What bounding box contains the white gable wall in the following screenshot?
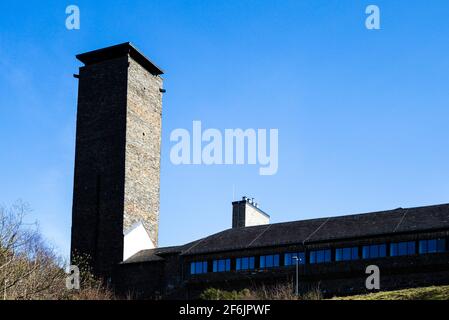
[123,222,155,261]
[244,204,270,227]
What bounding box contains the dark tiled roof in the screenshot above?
[123,241,200,264]
[123,249,165,263]
[124,203,449,262]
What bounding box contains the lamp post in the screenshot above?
[292,256,301,296]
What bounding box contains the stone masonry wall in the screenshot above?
[124,56,163,246]
[71,56,128,278]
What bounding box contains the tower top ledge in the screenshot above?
[76,42,164,76]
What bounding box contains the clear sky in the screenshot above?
[1,0,449,257]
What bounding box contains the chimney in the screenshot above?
[232,196,270,228]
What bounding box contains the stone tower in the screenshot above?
[70,43,164,279]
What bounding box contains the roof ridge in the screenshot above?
[303,217,331,243]
[246,224,272,248]
[181,237,207,255]
[393,208,409,233]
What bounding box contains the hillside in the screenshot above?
[332,285,449,300]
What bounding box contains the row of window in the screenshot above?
[336,247,358,261]
[310,249,331,264]
[190,238,447,275]
[213,259,231,273]
[236,257,255,271]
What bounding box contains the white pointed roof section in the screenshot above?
[123,221,155,261]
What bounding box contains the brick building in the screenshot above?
[71,43,449,299]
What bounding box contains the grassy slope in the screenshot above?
[331,285,449,300]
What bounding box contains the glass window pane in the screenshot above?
[398,243,403,255]
[266,255,273,267]
[236,258,241,270]
[336,249,342,261]
[398,242,406,255]
[191,262,195,274]
[274,254,280,267]
[318,251,323,263]
[249,257,255,269]
[370,245,377,258]
[352,247,358,259]
[310,252,316,264]
[437,239,446,252]
[317,251,323,263]
[284,253,291,266]
[408,242,415,254]
[379,244,386,257]
[260,256,265,268]
[419,240,427,254]
[342,248,349,260]
[362,246,369,259]
[391,243,398,257]
[428,240,437,253]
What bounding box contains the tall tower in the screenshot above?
[70,43,164,279]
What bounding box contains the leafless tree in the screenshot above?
[0,201,67,299]
[0,201,113,300]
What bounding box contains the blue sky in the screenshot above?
[1,1,449,257]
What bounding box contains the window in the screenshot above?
[213,259,231,272]
[284,252,305,266]
[390,241,416,257]
[236,257,255,271]
[362,244,387,259]
[190,261,208,275]
[419,239,446,254]
[335,247,359,261]
[260,254,280,269]
[310,249,331,264]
